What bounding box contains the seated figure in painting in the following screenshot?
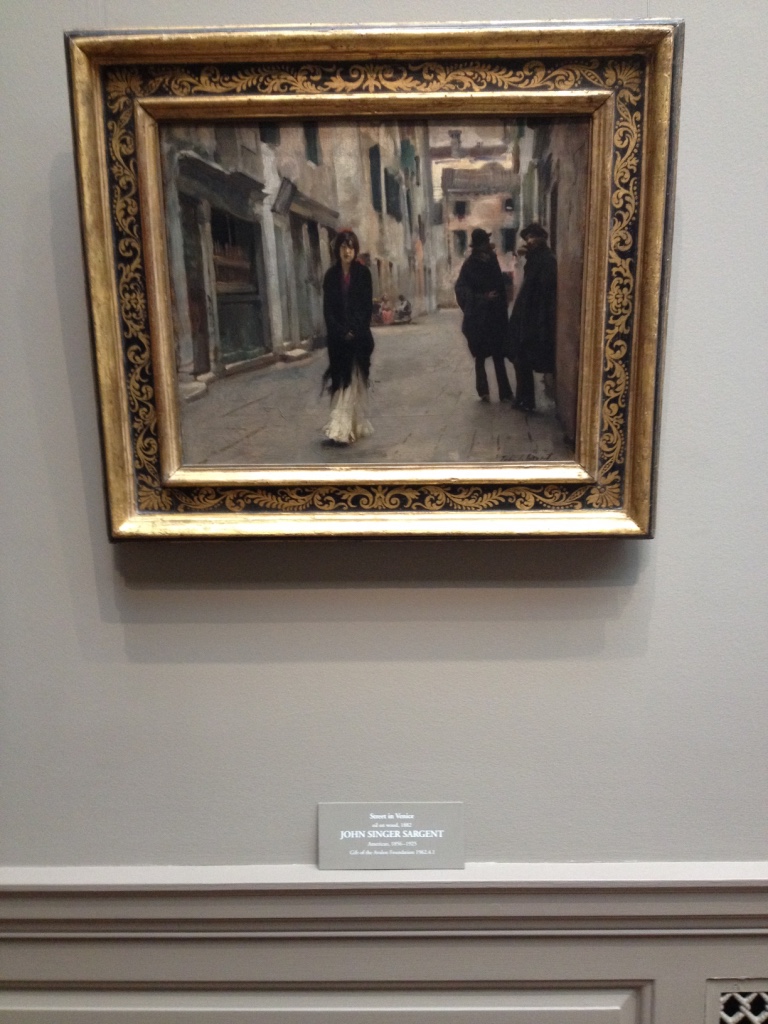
[321,229,375,446]
[379,294,395,325]
[394,294,412,323]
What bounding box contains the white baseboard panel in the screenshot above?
[2,861,768,890]
[0,989,640,1023]
[0,863,766,1024]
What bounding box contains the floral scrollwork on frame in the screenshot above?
[103,52,645,518]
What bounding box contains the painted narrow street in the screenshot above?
[181,307,572,467]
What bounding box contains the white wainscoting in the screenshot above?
[1,863,766,1024]
[0,988,640,1023]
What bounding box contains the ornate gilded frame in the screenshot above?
[67,22,682,539]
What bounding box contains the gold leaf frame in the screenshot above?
[67,23,681,538]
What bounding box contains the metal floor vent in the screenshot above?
[721,993,768,1024]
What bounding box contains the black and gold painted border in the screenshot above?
[102,56,643,516]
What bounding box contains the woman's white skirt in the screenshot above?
[324,366,373,445]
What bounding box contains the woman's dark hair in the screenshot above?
[332,229,360,262]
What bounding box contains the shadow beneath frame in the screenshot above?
[112,536,652,662]
[115,536,643,590]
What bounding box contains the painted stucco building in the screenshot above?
[160,119,437,393]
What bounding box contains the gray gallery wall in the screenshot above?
[1,0,766,869]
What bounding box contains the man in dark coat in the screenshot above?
[507,222,558,412]
[454,228,514,403]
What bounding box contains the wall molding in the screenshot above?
[2,863,766,1024]
[3,860,768,890]
[2,862,768,939]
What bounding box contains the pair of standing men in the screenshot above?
[454,224,557,412]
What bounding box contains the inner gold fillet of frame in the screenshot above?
[135,90,612,487]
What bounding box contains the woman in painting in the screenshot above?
[322,229,375,446]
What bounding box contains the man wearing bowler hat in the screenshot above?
[454,227,514,403]
[507,222,558,412]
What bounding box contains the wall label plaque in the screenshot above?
[318,802,464,869]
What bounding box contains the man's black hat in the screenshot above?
[520,222,548,240]
[470,227,492,249]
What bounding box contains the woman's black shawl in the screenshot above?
[322,260,375,394]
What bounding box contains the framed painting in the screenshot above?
[67,21,682,538]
